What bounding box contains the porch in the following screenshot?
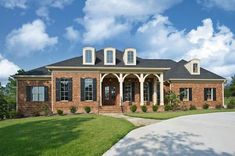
[99,73,164,108]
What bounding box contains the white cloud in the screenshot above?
[64,26,80,43]
[0,54,20,85]
[6,19,58,56]
[36,7,50,21]
[197,0,235,11]
[81,0,182,43]
[0,0,27,9]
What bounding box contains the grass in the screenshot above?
[0,114,134,156]
[126,109,235,120]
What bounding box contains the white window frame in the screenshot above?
[60,78,69,101]
[124,48,136,65]
[144,82,150,101]
[32,86,45,102]
[104,48,116,65]
[84,78,93,101]
[193,63,199,73]
[181,88,189,101]
[124,82,132,101]
[206,88,213,101]
[83,47,95,65]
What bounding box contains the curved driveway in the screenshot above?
[103,112,235,156]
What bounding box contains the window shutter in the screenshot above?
[56,78,61,101]
[189,88,192,101]
[26,86,32,102]
[123,82,126,102]
[149,82,153,101]
[93,78,97,101]
[132,82,135,102]
[68,78,73,101]
[213,88,216,101]
[44,86,49,101]
[80,78,85,101]
[179,88,183,101]
[204,88,207,101]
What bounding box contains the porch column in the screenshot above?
[153,78,157,105]
[140,73,144,106]
[119,73,123,106]
[160,73,164,106]
[99,74,102,106]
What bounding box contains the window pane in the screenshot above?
[107,50,113,63]
[193,63,198,73]
[31,86,45,102]
[60,78,69,100]
[32,87,39,101]
[85,79,93,100]
[144,82,150,101]
[38,87,45,101]
[127,51,134,63]
[124,83,132,101]
[85,50,92,63]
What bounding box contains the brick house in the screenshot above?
[14,47,226,115]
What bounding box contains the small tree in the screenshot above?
[164,91,180,111]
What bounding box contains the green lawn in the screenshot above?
[127,109,235,120]
[0,114,134,156]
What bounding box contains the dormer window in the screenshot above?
[193,63,198,73]
[83,47,95,65]
[127,51,134,64]
[124,48,136,65]
[104,48,116,65]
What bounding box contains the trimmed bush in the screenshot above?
[164,104,172,111]
[70,106,77,114]
[84,106,91,113]
[189,104,197,110]
[141,105,147,112]
[57,109,63,116]
[42,105,51,116]
[152,105,158,112]
[203,103,209,109]
[130,105,137,113]
[215,104,223,109]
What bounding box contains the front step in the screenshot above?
[99,106,123,113]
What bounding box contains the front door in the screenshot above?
[103,82,117,105]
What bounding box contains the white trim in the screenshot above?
[123,48,136,65]
[104,47,116,65]
[83,47,95,65]
[169,78,225,81]
[14,75,51,78]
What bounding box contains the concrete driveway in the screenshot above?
[103,112,235,156]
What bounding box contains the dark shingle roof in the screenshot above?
[19,49,225,80]
[164,60,225,80]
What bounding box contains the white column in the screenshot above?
[153,78,157,105]
[100,74,102,106]
[119,73,123,106]
[140,73,144,106]
[160,73,164,106]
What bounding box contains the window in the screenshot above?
[204,88,216,101]
[127,51,134,64]
[84,79,93,101]
[124,83,132,101]
[60,78,69,101]
[32,86,45,101]
[144,82,150,101]
[180,88,192,101]
[193,63,198,73]
[85,50,92,63]
[106,50,113,64]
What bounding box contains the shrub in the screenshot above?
[189,104,197,110]
[180,103,188,111]
[84,106,91,113]
[57,109,63,116]
[130,105,137,113]
[164,104,172,111]
[42,105,51,116]
[8,110,16,119]
[203,103,209,109]
[215,104,223,109]
[152,105,158,112]
[70,106,77,114]
[141,105,147,112]
[227,99,235,109]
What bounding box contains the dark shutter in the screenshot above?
[123,82,126,102]
[80,78,85,101]
[131,82,135,102]
[68,78,73,101]
[44,86,49,101]
[56,78,61,101]
[93,78,97,101]
[149,82,153,101]
[213,88,216,101]
[26,86,32,102]
[179,88,183,101]
[189,88,192,101]
[204,88,207,101]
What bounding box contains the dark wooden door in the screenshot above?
[103,81,117,105]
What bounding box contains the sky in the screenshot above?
[0,0,235,85]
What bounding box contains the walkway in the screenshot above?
[103,112,235,156]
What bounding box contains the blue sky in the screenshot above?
[0,0,235,85]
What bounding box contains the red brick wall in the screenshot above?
[17,79,51,116]
[52,71,100,113]
[170,81,223,108]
